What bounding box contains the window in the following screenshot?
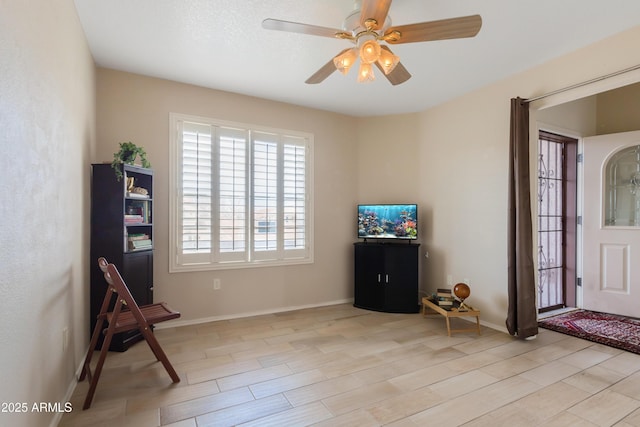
[169,113,313,271]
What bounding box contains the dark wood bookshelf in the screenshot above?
[90,163,154,351]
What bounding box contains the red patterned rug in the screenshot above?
[538,309,640,355]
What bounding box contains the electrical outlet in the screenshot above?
[447,275,453,286]
[62,327,69,352]
[463,278,470,285]
[213,278,221,290]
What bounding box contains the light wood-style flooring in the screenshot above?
[60,303,640,426]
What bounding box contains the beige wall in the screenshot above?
[596,81,640,135]
[537,96,598,137]
[0,1,95,426]
[95,69,359,323]
[355,114,422,203]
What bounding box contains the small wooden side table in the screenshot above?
[421,297,481,336]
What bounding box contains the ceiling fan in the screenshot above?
[262,0,482,85]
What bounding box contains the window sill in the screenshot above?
[169,256,314,273]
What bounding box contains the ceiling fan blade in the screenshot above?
[384,15,482,44]
[375,46,411,85]
[360,0,392,30]
[305,49,352,84]
[262,18,346,39]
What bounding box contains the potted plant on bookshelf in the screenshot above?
[111,141,151,181]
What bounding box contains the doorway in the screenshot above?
[537,131,578,312]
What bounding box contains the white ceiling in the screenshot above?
[74,0,640,117]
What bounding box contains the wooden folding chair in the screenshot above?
[79,257,181,409]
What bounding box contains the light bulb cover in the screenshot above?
[333,48,358,75]
[359,39,381,64]
[377,48,400,75]
[357,62,375,83]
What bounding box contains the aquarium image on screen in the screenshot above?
[357,204,418,239]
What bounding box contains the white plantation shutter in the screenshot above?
[252,132,279,259]
[170,113,313,271]
[283,136,307,256]
[178,121,213,265]
[218,127,248,262]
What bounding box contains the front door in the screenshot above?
[583,130,640,317]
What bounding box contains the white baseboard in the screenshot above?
[50,350,87,427]
[479,319,508,334]
[156,299,508,335]
[155,298,354,329]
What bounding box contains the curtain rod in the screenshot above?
[524,64,640,103]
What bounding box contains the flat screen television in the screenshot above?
[357,204,418,240]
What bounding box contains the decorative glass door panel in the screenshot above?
[605,145,640,227]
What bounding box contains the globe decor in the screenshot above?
[453,283,471,311]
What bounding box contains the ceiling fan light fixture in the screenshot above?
[359,39,381,64]
[377,48,400,75]
[333,48,358,75]
[357,62,375,83]
[263,1,483,87]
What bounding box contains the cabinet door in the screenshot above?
[354,244,385,310]
[111,251,153,350]
[122,250,153,305]
[383,245,418,312]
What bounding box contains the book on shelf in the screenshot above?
[126,201,151,223]
[126,192,150,199]
[128,238,152,250]
[127,233,150,241]
[124,214,144,224]
[127,206,143,216]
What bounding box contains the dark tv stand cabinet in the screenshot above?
[354,242,420,313]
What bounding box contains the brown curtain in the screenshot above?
[506,97,538,339]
